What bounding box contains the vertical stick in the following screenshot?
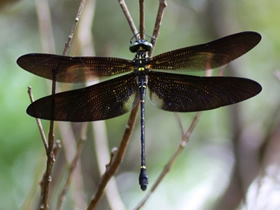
[139,0,145,39]
[119,0,139,37]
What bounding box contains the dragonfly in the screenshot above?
[17,31,262,191]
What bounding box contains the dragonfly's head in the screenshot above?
[129,39,153,53]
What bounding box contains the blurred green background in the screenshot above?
[1,0,280,209]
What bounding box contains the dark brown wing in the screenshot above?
[148,32,261,71]
[27,73,139,121]
[148,71,261,112]
[17,53,134,83]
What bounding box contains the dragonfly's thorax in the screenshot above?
[132,50,150,77]
[130,39,152,76]
[134,52,148,96]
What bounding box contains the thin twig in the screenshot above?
[118,0,139,37]
[174,113,184,137]
[56,123,88,210]
[134,112,202,209]
[40,131,55,210]
[27,86,48,153]
[139,0,145,39]
[150,0,167,50]
[148,0,167,57]
[62,0,87,56]
[40,55,57,209]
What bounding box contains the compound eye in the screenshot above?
[129,43,139,53]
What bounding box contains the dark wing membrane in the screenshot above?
[17,53,134,83]
[148,71,261,112]
[27,73,139,121]
[148,31,261,71]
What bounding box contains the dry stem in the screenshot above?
[139,0,145,38]
[118,0,139,37]
[62,0,87,56]
[150,0,167,50]
[27,86,48,153]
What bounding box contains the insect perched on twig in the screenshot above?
[17,31,262,190]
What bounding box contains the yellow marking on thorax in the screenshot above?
[138,67,145,71]
[139,85,147,88]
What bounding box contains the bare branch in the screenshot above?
[139,0,145,39]
[27,86,48,153]
[118,0,139,37]
[62,0,87,56]
[150,0,167,48]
